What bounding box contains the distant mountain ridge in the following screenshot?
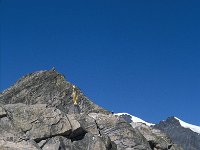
[115,113,154,126]
[154,116,200,150]
[174,117,200,134]
[116,113,200,150]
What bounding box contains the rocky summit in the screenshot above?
[0,70,182,150]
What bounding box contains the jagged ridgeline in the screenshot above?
[0,70,109,114]
[0,70,182,150]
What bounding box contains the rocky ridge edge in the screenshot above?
[0,70,182,150]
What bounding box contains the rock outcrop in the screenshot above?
[0,70,109,115]
[116,113,182,150]
[0,70,183,150]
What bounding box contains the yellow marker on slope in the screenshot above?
[72,85,78,105]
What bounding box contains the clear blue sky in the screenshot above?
[1,0,200,125]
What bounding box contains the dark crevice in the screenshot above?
[35,126,87,144]
[34,129,72,143]
[29,139,43,149]
[94,120,102,136]
[58,137,67,150]
[148,140,157,149]
[108,141,117,150]
[168,144,172,149]
[70,130,87,142]
[0,107,9,118]
[34,136,51,143]
[0,114,7,118]
[39,139,49,149]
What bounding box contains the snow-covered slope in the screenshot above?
[175,117,200,134]
[115,113,200,134]
[115,113,154,126]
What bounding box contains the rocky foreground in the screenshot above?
[0,70,182,150]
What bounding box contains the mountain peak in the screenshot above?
[174,117,200,134]
[0,70,156,149]
[157,116,200,134]
[154,116,200,150]
[0,69,110,115]
[115,112,154,126]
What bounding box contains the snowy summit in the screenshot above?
[175,117,200,134]
[115,113,154,126]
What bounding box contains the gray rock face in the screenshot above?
[117,113,182,150]
[40,133,114,150]
[0,70,109,115]
[0,108,41,150]
[3,104,73,141]
[0,140,41,150]
[0,70,184,149]
[0,102,112,150]
[154,117,200,150]
[0,106,6,118]
[134,124,182,150]
[87,113,151,150]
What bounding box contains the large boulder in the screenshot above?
[0,103,89,150]
[40,133,115,150]
[82,113,150,150]
[3,104,72,141]
[0,106,41,150]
